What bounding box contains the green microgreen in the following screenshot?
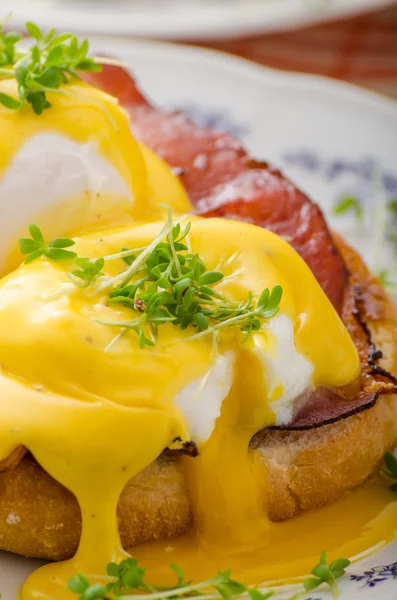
[388,200,397,219]
[19,222,77,263]
[18,211,283,350]
[247,591,273,600]
[303,551,350,598]
[92,210,282,349]
[378,270,397,292]
[66,552,353,600]
[0,16,129,116]
[381,452,397,492]
[0,14,22,69]
[333,195,363,220]
[71,257,105,288]
[0,20,100,114]
[93,213,188,295]
[67,560,255,600]
[332,176,397,292]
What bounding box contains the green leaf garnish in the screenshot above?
[0,14,22,68]
[19,211,282,349]
[303,550,350,598]
[248,590,274,600]
[25,22,43,43]
[66,552,352,600]
[89,210,283,349]
[333,195,363,220]
[67,561,251,600]
[381,451,397,491]
[68,573,91,595]
[19,222,77,263]
[0,16,105,115]
[379,270,397,290]
[0,91,20,109]
[72,257,105,288]
[388,199,397,219]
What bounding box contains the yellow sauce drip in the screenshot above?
[129,477,397,587]
[183,351,272,545]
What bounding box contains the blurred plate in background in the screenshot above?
[4,0,397,39]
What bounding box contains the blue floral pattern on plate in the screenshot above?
[170,103,248,137]
[350,563,397,588]
[282,149,397,198]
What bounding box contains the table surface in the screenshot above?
[204,4,397,100]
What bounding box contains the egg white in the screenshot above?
[174,315,314,445]
[174,352,235,445]
[252,314,314,426]
[0,133,132,271]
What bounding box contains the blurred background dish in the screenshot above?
[4,0,397,39]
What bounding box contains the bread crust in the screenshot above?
[0,237,396,559]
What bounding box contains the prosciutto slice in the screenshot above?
[84,66,347,312]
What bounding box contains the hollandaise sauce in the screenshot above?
[131,476,397,586]
[0,216,389,600]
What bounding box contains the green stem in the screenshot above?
[94,215,187,294]
[383,281,397,292]
[329,577,340,599]
[184,308,262,342]
[119,594,221,600]
[118,576,224,600]
[103,247,147,262]
[199,299,241,310]
[0,67,14,77]
[94,56,129,68]
[94,315,146,330]
[104,328,129,353]
[166,212,182,278]
[200,294,245,309]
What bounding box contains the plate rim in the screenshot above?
[89,36,397,117]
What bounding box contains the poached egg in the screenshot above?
[0,215,360,598]
[0,79,190,273]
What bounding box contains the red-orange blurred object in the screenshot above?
[205,5,397,100]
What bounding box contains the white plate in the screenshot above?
[0,38,397,600]
[3,0,397,39]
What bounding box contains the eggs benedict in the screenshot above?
[0,21,396,600]
[0,212,365,596]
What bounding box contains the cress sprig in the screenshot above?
[18,215,283,350]
[381,452,397,492]
[333,195,363,220]
[0,14,21,68]
[19,222,77,263]
[333,181,397,292]
[0,16,112,115]
[92,209,283,349]
[72,257,106,288]
[303,551,350,597]
[66,552,350,600]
